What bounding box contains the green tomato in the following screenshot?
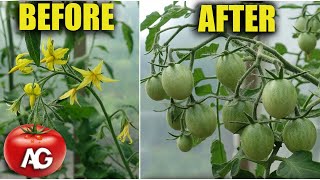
[216,53,246,91]
[145,74,168,101]
[310,18,320,32]
[162,64,194,100]
[177,135,193,152]
[298,33,317,53]
[282,118,317,152]
[262,79,297,119]
[241,123,274,161]
[222,100,253,134]
[166,106,183,130]
[294,16,308,32]
[185,103,217,138]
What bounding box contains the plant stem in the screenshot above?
[6,3,14,91]
[39,72,135,178]
[216,83,222,143]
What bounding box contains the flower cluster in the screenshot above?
[7,37,130,144]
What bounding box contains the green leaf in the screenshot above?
[156,7,188,28]
[102,60,115,79]
[212,150,245,178]
[193,68,205,86]
[145,27,160,51]
[195,84,212,96]
[176,43,219,59]
[219,85,229,96]
[279,4,302,9]
[95,45,109,54]
[211,140,227,165]
[274,43,287,55]
[140,11,161,31]
[277,151,320,178]
[54,121,74,150]
[255,163,266,178]
[309,49,320,61]
[121,22,134,54]
[233,169,256,179]
[25,30,41,66]
[243,87,260,97]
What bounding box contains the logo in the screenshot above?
[21,148,53,170]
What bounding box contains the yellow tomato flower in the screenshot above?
[23,83,41,108]
[41,37,69,71]
[8,53,33,74]
[72,61,118,91]
[8,96,22,114]
[117,122,133,144]
[59,88,79,105]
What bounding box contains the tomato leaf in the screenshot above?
[211,140,227,165]
[25,30,41,66]
[277,151,320,178]
[140,11,161,31]
[232,169,256,179]
[145,27,159,51]
[195,84,212,96]
[102,60,115,79]
[121,22,133,54]
[176,43,219,60]
[279,4,302,9]
[274,43,287,55]
[255,163,266,178]
[95,45,109,54]
[193,68,205,86]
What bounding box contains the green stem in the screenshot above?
[6,3,14,91]
[39,72,135,178]
[216,83,222,143]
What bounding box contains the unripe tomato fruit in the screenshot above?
[298,33,317,53]
[216,53,246,91]
[241,123,274,161]
[294,16,308,32]
[310,18,320,32]
[4,124,66,177]
[185,103,217,138]
[282,118,317,152]
[177,135,193,152]
[166,106,183,130]
[262,79,297,119]
[145,74,168,101]
[222,100,253,134]
[162,63,194,100]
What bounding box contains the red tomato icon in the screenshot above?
[3,124,66,177]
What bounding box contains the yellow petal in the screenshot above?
[40,57,47,63]
[74,95,80,105]
[47,62,54,71]
[8,66,20,74]
[20,66,33,74]
[70,95,75,105]
[93,78,102,91]
[92,61,103,74]
[33,83,41,96]
[53,48,69,59]
[98,74,119,83]
[29,95,36,108]
[54,59,67,65]
[59,89,73,100]
[16,53,28,63]
[76,77,92,90]
[24,83,33,94]
[72,66,91,77]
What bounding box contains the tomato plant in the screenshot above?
[0,1,138,178]
[141,1,320,178]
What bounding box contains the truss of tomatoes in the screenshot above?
[3,124,66,177]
